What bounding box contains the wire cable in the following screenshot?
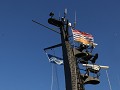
[118,75,120,87]
[32,20,60,34]
[51,64,54,90]
[54,64,60,90]
[106,70,112,90]
[52,49,60,90]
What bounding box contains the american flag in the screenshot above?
[72,29,97,46]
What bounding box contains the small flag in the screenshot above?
[47,54,63,65]
[72,29,97,46]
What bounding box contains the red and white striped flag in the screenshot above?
[72,29,97,46]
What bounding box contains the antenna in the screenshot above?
[74,11,76,29]
[64,8,67,18]
[59,12,61,20]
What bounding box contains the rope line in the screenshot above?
[106,70,112,90]
[118,75,120,87]
[51,64,54,90]
[54,64,60,90]
[50,49,60,90]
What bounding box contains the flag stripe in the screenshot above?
[72,29,97,46]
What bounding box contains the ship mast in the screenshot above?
[32,9,109,90]
[48,10,84,90]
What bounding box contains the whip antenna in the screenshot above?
[74,11,76,29]
[64,8,67,18]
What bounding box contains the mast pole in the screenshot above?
[59,17,84,90]
[48,10,85,90]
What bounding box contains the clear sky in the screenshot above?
[0,0,120,90]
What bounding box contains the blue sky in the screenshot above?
[0,0,120,90]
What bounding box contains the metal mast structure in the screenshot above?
[32,10,109,90]
[48,11,84,90]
